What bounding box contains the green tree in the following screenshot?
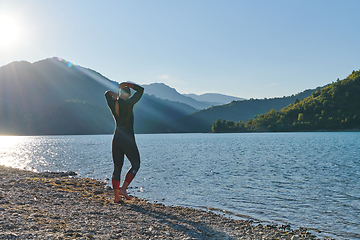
[298,113,304,121]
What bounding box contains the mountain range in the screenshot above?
[0,58,196,135]
[156,87,321,133]
[143,83,244,109]
[0,57,324,135]
[185,93,244,105]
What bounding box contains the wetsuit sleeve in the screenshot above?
[127,84,144,105]
[105,91,116,112]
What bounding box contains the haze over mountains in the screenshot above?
[185,93,244,105]
[143,83,244,109]
[1,57,325,135]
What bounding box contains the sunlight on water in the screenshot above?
[0,135,113,177]
[0,136,39,171]
[0,136,20,167]
[0,136,18,148]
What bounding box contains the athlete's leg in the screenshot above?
[112,134,125,203]
[119,137,141,200]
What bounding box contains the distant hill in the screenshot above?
[0,58,196,135]
[143,83,213,109]
[0,58,119,113]
[242,69,360,132]
[185,93,245,105]
[165,87,323,133]
[134,94,196,133]
[143,83,244,109]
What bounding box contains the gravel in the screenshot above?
[0,165,330,239]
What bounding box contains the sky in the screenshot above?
[1,0,360,99]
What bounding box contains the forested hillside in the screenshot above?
[168,87,322,133]
[212,69,360,132]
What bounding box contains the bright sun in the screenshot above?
[0,14,21,48]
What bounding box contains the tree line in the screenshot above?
[212,69,360,133]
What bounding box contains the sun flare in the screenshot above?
[0,14,21,48]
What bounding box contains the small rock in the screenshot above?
[4,233,18,238]
[279,224,291,230]
[30,225,39,230]
[43,171,78,177]
[29,213,39,218]
[86,232,94,238]
[291,235,299,240]
[60,171,77,177]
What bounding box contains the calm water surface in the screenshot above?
[0,132,359,239]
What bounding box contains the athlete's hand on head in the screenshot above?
[113,93,118,99]
[119,82,127,89]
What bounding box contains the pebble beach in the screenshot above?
[0,165,329,239]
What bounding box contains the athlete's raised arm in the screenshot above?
[119,82,144,105]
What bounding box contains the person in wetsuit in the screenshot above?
[105,82,144,203]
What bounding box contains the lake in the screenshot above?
[0,132,359,239]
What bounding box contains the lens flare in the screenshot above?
[56,57,73,68]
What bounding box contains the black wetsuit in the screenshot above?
[105,84,144,188]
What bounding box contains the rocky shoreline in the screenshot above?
[0,165,329,239]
